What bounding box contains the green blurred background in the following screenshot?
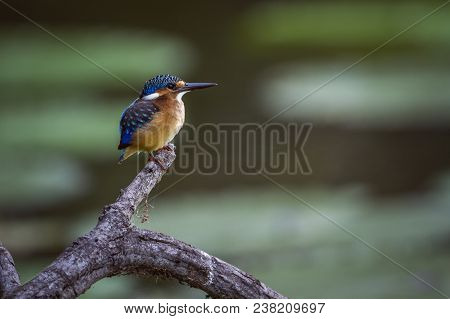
[0,0,449,298]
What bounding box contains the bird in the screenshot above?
[118,74,217,163]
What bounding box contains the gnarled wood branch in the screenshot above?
[0,145,285,299]
[0,243,20,297]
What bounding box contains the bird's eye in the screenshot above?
[167,83,176,89]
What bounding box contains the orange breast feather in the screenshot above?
[134,102,184,152]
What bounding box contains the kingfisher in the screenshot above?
[118,74,217,163]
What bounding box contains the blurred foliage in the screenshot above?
[259,59,450,126]
[0,152,87,206]
[0,28,195,93]
[239,3,450,51]
[0,99,123,157]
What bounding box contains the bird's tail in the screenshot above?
[118,147,137,164]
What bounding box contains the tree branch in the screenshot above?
[1,145,285,299]
[0,243,20,298]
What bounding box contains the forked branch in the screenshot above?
[0,145,285,299]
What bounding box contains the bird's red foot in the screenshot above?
[148,153,168,170]
[162,144,175,152]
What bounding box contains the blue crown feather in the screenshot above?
[140,74,181,97]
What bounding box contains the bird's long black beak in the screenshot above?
[180,82,218,92]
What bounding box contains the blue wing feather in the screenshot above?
[118,98,159,150]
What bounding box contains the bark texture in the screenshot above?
[0,243,20,297]
[0,145,285,299]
